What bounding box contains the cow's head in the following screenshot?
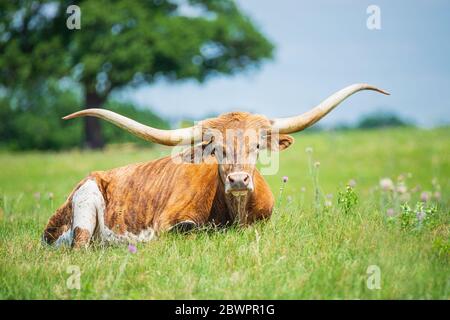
[64,84,389,223]
[179,112,294,195]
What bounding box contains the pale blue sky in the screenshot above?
[123,0,450,127]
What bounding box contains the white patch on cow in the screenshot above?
[72,179,102,235]
[101,226,156,244]
[53,179,156,247]
[53,229,73,247]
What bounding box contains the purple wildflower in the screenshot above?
[420,191,431,202]
[128,244,137,254]
[380,178,394,191]
[386,208,395,217]
[416,211,426,222]
[396,183,408,194]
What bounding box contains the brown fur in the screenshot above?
[73,227,92,248]
[42,178,88,244]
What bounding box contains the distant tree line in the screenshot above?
[335,112,413,131]
[0,82,168,151]
[356,112,412,129]
[307,111,414,133]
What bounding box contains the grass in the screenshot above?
[0,127,449,299]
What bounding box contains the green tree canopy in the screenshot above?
[357,112,412,129]
[0,82,170,150]
[0,0,274,148]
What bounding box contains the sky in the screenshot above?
[123,0,450,127]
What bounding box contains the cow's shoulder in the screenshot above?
[246,170,274,222]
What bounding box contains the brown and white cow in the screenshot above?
[42,84,388,248]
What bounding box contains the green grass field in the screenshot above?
[0,127,449,299]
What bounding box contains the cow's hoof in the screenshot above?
[169,220,197,233]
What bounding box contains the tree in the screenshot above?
[357,112,412,129]
[0,81,170,150]
[0,0,274,148]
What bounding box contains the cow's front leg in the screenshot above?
[71,179,104,248]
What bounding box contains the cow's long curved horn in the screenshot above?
[63,109,201,146]
[271,83,390,134]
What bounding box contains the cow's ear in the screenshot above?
[268,134,294,152]
[278,134,294,151]
[178,140,215,164]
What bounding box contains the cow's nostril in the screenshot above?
[228,176,235,183]
[243,175,249,183]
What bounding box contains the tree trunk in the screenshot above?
[84,91,105,149]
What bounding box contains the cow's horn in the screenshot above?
[271,83,390,134]
[63,109,201,146]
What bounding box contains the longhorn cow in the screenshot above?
[42,84,389,248]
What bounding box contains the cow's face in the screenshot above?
[184,112,293,198]
[213,126,293,198]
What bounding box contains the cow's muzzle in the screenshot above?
[225,172,254,196]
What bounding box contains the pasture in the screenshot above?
[0,127,448,299]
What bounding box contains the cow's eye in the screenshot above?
[256,143,260,149]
